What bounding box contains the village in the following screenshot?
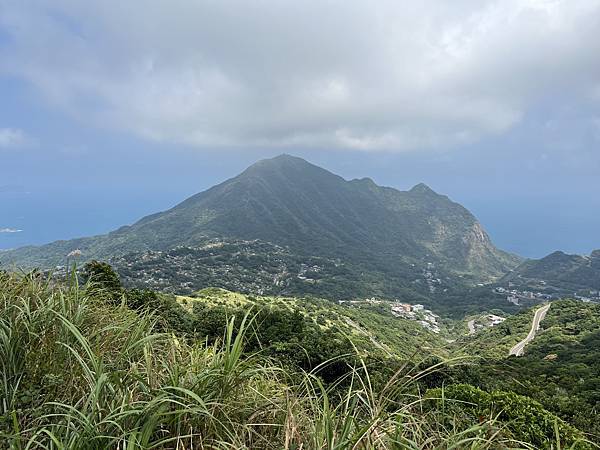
[493,285,553,305]
[339,297,442,333]
[389,301,441,333]
[493,283,600,305]
[467,313,506,335]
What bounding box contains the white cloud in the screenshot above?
[0,228,23,233]
[1,0,600,151]
[0,128,29,149]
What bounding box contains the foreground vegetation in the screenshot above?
[0,267,595,449]
[455,300,600,439]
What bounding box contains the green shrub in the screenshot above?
[425,384,591,449]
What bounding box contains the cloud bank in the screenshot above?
[0,228,23,233]
[1,0,600,151]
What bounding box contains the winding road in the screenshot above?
[509,303,551,357]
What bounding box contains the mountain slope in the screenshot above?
[501,249,600,294]
[1,155,520,299]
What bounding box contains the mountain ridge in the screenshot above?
[1,155,521,300]
[501,248,600,293]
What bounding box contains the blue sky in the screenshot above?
[1,0,600,258]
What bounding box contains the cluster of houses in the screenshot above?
[493,286,553,305]
[574,291,600,303]
[494,284,600,305]
[422,262,443,294]
[338,298,442,333]
[390,302,441,333]
[296,263,322,282]
[110,244,299,295]
[469,314,506,334]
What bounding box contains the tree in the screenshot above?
[125,288,161,311]
[82,260,122,299]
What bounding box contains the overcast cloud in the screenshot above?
[1,0,599,151]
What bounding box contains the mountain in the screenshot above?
[501,249,600,296]
[1,155,521,301]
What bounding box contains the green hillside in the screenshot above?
[1,268,592,449]
[175,287,450,360]
[1,155,521,309]
[501,250,600,295]
[456,307,538,358]
[450,299,600,440]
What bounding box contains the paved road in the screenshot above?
[509,303,551,357]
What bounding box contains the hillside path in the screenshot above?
[509,303,551,357]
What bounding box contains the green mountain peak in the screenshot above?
[409,182,437,195]
[1,156,521,300]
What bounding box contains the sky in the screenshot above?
[1,0,599,258]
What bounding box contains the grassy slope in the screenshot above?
[177,288,450,359]
[1,272,590,449]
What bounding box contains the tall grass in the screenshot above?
[0,270,588,449]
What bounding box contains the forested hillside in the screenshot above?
[453,300,600,439]
[501,250,600,295]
